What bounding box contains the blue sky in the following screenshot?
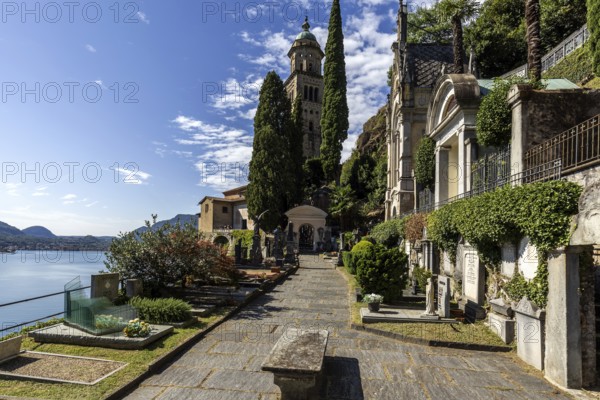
[0,0,431,236]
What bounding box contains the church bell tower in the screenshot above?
[284,17,324,159]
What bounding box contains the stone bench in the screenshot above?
[262,328,329,400]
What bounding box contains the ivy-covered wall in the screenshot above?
[427,180,582,307]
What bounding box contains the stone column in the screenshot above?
[544,246,583,389]
[434,147,450,206]
[507,84,533,179]
[464,136,478,193]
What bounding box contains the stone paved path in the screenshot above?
[124,255,571,400]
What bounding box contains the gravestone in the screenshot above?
[518,237,539,280]
[0,336,22,363]
[514,296,546,370]
[501,242,517,277]
[125,279,143,298]
[90,273,119,301]
[488,298,515,344]
[273,229,283,260]
[437,275,450,318]
[443,251,453,276]
[461,246,485,320]
[323,228,332,252]
[463,249,484,304]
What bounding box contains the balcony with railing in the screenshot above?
[525,114,600,176]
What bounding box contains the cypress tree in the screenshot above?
[320,0,349,183]
[290,95,305,205]
[589,0,600,75]
[247,71,294,231]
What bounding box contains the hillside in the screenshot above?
[355,106,387,158]
[0,221,24,236]
[22,226,56,238]
[134,214,198,234]
[544,43,600,88]
[340,106,388,222]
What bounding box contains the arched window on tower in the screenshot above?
[308,63,313,72]
[314,88,319,102]
[304,85,308,100]
[309,121,314,132]
[309,87,313,102]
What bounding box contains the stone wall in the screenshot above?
[515,87,600,152]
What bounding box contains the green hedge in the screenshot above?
[342,251,355,274]
[589,0,600,76]
[129,297,192,324]
[370,219,406,248]
[414,137,436,189]
[355,244,408,302]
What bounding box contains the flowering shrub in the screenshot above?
[362,293,383,303]
[123,318,151,338]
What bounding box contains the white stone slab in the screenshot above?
[437,276,450,318]
[488,313,515,344]
[443,251,453,276]
[517,237,539,280]
[0,336,22,363]
[514,297,545,370]
[463,248,484,305]
[501,242,517,277]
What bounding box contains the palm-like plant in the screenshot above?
[438,0,479,74]
[329,184,357,232]
[525,0,542,82]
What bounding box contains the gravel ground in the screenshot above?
[0,352,126,384]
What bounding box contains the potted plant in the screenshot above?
[363,293,383,312]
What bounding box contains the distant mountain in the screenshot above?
[0,220,113,250]
[0,221,24,236]
[22,226,56,238]
[134,214,198,234]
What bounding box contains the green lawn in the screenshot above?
[338,266,510,348]
[0,308,231,400]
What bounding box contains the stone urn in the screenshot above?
[367,302,380,312]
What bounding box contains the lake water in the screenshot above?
[0,250,107,333]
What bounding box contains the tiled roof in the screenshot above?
[406,44,459,87]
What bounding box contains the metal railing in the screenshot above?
[0,285,90,334]
[503,24,589,78]
[525,114,600,175]
[396,157,563,219]
[471,146,511,193]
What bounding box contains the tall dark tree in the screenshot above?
[438,0,479,74]
[320,0,349,183]
[541,0,587,52]
[407,2,452,44]
[247,71,294,231]
[589,0,600,76]
[466,0,526,77]
[526,0,542,82]
[289,95,305,205]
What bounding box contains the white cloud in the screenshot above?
[61,194,77,200]
[114,167,152,185]
[172,115,253,191]
[137,11,150,24]
[85,44,96,53]
[32,186,49,197]
[3,183,21,197]
[85,201,99,208]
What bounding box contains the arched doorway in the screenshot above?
[213,236,229,249]
[299,224,314,251]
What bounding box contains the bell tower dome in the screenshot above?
[284,17,325,159]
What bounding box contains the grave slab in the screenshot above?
[29,323,173,350]
[360,307,457,324]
